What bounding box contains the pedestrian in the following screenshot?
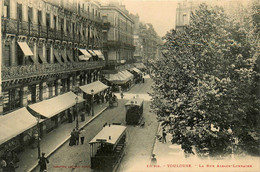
[79,129,85,144]
[120,91,124,99]
[68,111,73,123]
[162,128,167,143]
[75,128,80,145]
[150,154,157,165]
[142,77,145,83]
[86,104,90,116]
[80,112,85,122]
[69,129,76,146]
[105,94,109,103]
[38,153,49,172]
[0,159,7,172]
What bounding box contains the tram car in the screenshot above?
[89,124,127,172]
[125,98,144,125]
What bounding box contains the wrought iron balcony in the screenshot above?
[2,61,105,81]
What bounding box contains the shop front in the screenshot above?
[28,91,85,134]
[0,107,38,157]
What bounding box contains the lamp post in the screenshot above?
[75,96,79,129]
[36,115,41,159]
[91,89,94,116]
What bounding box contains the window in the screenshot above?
[46,13,50,27]
[3,0,10,18]
[53,15,57,30]
[183,14,187,24]
[28,7,33,24]
[17,3,22,21]
[38,11,42,26]
[3,88,21,113]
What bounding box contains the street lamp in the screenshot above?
[91,89,94,116]
[75,96,79,129]
[36,115,41,159]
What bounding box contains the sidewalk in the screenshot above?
[151,124,260,172]
[16,102,108,172]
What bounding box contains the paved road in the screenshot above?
[33,77,157,172]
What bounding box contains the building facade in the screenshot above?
[175,0,250,31]
[0,0,104,153]
[100,3,135,69]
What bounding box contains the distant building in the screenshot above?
[175,0,250,31]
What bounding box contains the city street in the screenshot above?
[32,77,157,172]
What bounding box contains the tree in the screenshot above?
[150,2,260,157]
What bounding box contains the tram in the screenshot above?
[89,124,127,172]
[125,98,144,125]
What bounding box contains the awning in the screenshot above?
[121,70,134,80]
[89,50,97,56]
[0,107,37,145]
[134,63,146,69]
[93,50,105,60]
[105,70,133,85]
[54,49,64,64]
[132,67,142,74]
[29,92,84,118]
[61,50,68,63]
[38,49,47,63]
[17,42,34,56]
[78,49,92,61]
[79,81,109,95]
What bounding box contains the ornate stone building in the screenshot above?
[100,3,135,69]
[0,0,104,153]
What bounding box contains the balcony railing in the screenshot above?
[2,61,105,81]
[2,18,85,42]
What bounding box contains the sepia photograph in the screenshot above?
[0,0,259,171]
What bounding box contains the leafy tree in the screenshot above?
[150,2,260,157]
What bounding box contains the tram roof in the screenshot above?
[125,98,144,107]
[89,125,127,145]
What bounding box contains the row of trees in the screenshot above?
[150,1,259,156]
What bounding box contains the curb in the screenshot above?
[28,106,108,172]
[151,121,160,157]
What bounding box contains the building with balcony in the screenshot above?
[100,2,135,69]
[0,0,106,155]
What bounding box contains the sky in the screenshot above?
[122,0,179,37]
[101,0,180,37]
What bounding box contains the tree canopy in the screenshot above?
[150,2,260,157]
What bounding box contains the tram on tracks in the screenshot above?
[125,98,144,125]
[89,124,127,172]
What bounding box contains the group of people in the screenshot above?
[69,128,85,146]
[0,149,19,172]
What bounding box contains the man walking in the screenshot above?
[79,129,85,144]
[38,153,49,172]
[75,128,80,145]
[162,128,167,143]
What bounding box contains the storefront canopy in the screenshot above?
[89,50,97,56]
[17,42,34,56]
[29,92,84,118]
[0,107,37,145]
[93,50,105,60]
[79,81,109,95]
[134,63,146,69]
[105,70,133,85]
[132,67,142,74]
[78,49,92,61]
[120,70,134,80]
